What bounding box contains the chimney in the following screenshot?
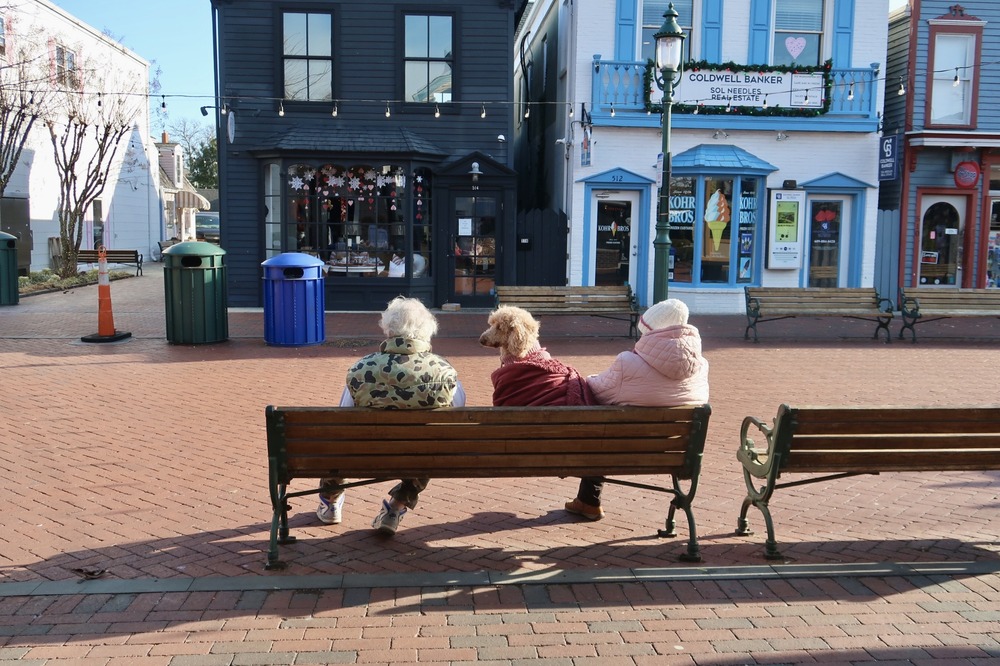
[162,131,169,143]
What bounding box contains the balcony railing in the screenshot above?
[590,58,880,131]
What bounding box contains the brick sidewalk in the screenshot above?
[2,266,1000,663]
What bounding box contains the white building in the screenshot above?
[514,0,888,312]
[0,0,162,273]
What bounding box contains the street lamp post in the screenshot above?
[652,4,685,303]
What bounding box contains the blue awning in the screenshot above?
[672,144,777,175]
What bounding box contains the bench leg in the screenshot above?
[658,479,702,563]
[744,316,759,342]
[874,316,892,344]
[898,316,918,343]
[658,498,702,562]
[736,495,783,560]
[265,484,294,570]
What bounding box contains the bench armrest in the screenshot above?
[737,415,775,478]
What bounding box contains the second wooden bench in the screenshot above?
[264,404,712,569]
[898,287,1000,342]
[744,286,894,342]
[495,285,639,338]
[736,403,1000,559]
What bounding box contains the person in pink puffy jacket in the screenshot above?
[563,298,710,521]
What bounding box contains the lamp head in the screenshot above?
[654,3,685,73]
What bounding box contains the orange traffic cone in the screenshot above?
[81,246,132,343]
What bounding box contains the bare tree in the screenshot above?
[0,7,52,199]
[47,79,143,277]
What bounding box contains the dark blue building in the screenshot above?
[211,0,526,309]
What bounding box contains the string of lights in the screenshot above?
[3,59,997,119]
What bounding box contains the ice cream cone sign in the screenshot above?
[704,189,731,253]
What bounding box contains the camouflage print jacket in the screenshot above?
[346,337,458,409]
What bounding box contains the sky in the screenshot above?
[48,0,217,132]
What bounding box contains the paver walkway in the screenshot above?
[2,264,999,663]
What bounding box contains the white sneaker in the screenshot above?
[316,494,345,524]
[372,499,407,535]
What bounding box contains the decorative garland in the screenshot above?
[643,59,833,117]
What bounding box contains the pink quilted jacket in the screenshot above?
[587,324,709,406]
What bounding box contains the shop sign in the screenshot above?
[954,161,980,189]
[674,69,823,109]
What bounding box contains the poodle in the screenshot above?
[478,305,541,360]
[479,305,594,408]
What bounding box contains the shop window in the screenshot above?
[669,174,762,286]
[281,162,429,280]
[919,202,961,286]
[772,0,823,67]
[282,12,333,102]
[404,14,453,103]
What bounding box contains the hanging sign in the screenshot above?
[878,134,899,181]
[954,161,980,189]
[767,189,806,269]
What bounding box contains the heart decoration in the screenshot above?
[785,37,806,60]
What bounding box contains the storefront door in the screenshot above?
[918,194,967,286]
[806,196,850,287]
[449,192,498,307]
[593,192,638,286]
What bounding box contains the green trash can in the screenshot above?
[163,241,228,344]
[0,232,18,306]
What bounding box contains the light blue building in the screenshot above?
[515,0,888,312]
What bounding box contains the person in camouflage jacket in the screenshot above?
[317,297,459,535]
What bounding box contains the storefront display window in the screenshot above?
[668,174,762,286]
[668,176,695,283]
[271,162,431,279]
[701,177,733,283]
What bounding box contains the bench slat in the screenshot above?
[284,436,694,456]
[784,450,1000,472]
[287,452,691,477]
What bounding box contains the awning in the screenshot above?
[174,190,211,210]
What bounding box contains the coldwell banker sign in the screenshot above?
[664,69,825,109]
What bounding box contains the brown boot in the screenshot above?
[564,497,604,521]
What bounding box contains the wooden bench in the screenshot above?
[736,404,1000,560]
[898,287,1000,343]
[495,285,639,339]
[77,249,143,276]
[264,404,712,569]
[744,286,894,342]
[156,239,179,261]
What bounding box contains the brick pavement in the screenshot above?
[2,264,1000,663]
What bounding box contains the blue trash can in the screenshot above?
[262,253,326,346]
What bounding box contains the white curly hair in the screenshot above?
[379,296,439,341]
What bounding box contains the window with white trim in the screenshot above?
[55,44,78,88]
[929,33,976,127]
[282,12,333,102]
[404,14,453,103]
[641,0,693,63]
[0,16,7,57]
[772,0,823,66]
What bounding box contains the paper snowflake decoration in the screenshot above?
[289,175,305,190]
[331,176,345,188]
[364,169,378,181]
[349,176,361,190]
